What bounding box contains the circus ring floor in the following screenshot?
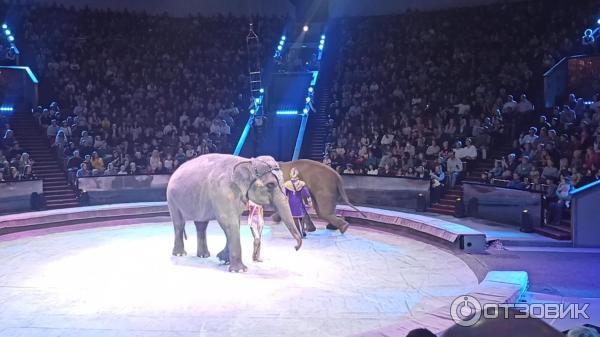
[0,218,480,337]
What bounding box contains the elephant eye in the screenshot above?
[266,182,277,189]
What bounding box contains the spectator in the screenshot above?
[446,151,463,188]
[76,163,91,178]
[430,164,446,203]
[507,172,526,189]
[514,156,534,178]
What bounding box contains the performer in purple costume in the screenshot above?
[284,167,313,237]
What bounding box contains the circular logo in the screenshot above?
[450,295,482,327]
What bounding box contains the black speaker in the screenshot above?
[520,209,533,233]
[467,198,479,217]
[416,193,426,212]
[455,198,466,218]
[30,192,47,210]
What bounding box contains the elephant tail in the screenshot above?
[336,176,368,218]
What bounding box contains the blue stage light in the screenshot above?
[276,110,299,115]
[279,40,284,46]
[255,97,260,104]
[4,29,11,36]
[597,18,600,25]
[0,106,14,112]
[259,88,264,94]
[277,45,282,51]
[8,35,14,42]
[303,108,309,114]
[306,97,311,103]
[318,44,323,50]
[1,24,7,30]
[281,36,286,41]
[250,109,255,115]
[321,35,326,40]
[308,87,314,93]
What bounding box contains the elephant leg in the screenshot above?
[170,205,187,256]
[194,221,210,258]
[172,222,187,256]
[217,241,230,264]
[320,213,349,234]
[219,221,247,273]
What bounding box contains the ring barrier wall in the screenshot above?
[77,175,170,205]
[0,180,43,213]
[77,174,430,209]
[341,174,430,209]
[462,181,542,227]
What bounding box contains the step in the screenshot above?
[44,181,70,187]
[543,224,571,234]
[534,227,571,240]
[44,186,74,192]
[44,190,77,197]
[430,203,455,210]
[46,203,80,209]
[427,208,455,216]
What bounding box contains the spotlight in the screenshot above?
[259,88,264,94]
[255,98,260,104]
[4,29,11,36]
[318,44,323,50]
[303,25,309,32]
[281,36,286,41]
[1,24,6,30]
[303,108,309,114]
[279,40,284,46]
[308,87,314,93]
[321,35,326,40]
[250,109,255,115]
[8,35,14,42]
[277,45,282,51]
[597,18,600,25]
[305,97,311,103]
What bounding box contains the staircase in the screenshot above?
[9,111,79,209]
[428,185,463,216]
[304,88,331,160]
[301,23,341,161]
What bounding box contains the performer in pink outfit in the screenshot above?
[247,200,265,262]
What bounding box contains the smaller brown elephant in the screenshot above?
[273,159,365,233]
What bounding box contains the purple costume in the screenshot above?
[284,180,311,218]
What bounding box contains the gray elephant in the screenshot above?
[275,159,364,233]
[167,153,303,272]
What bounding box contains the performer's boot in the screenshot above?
[253,238,263,262]
[304,215,316,232]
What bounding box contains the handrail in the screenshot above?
[570,179,600,196]
[543,54,589,77]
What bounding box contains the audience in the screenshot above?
[321,0,596,185]
[15,4,284,179]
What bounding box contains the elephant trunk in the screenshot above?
[272,192,302,251]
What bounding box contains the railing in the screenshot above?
[570,180,600,247]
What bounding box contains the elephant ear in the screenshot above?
[231,160,254,202]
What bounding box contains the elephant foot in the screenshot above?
[172,246,187,256]
[338,222,349,234]
[326,224,338,230]
[306,224,316,232]
[217,249,230,264]
[197,251,210,258]
[253,257,263,262]
[229,262,248,273]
